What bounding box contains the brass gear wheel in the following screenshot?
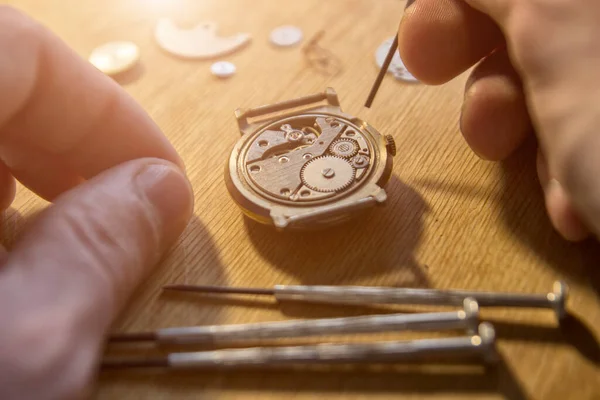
[329,138,359,158]
[300,155,356,193]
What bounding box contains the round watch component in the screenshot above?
[300,156,356,193]
[375,37,419,83]
[155,19,251,59]
[226,88,395,230]
[270,25,303,47]
[211,61,236,78]
[329,138,359,158]
[351,154,370,169]
[89,41,140,76]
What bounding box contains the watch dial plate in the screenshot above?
[238,113,377,206]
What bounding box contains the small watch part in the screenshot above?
[155,19,251,59]
[302,30,343,76]
[225,88,396,230]
[211,61,236,78]
[89,41,140,76]
[300,155,356,193]
[269,25,303,47]
[329,138,359,158]
[385,135,397,156]
[375,37,419,83]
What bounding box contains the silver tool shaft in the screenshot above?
[102,323,496,370]
[167,322,497,369]
[163,281,568,320]
[147,298,479,345]
[271,281,568,320]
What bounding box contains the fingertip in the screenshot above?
[398,3,449,85]
[399,0,503,85]
[545,179,590,242]
[460,50,531,161]
[460,79,528,161]
[134,160,194,250]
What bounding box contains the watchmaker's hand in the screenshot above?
[0,7,193,399]
[399,0,600,242]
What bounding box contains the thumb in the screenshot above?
[462,0,510,22]
[0,158,193,399]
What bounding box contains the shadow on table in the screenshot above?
[578,239,600,299]
[412,137,596,286]
[487,313,600,366]
[0,207,46,249]
[498,138,595,284]
[245,176,430,288]
[100,354,530,400]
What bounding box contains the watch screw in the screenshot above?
[322,168,335,178]
[352,155,368,168]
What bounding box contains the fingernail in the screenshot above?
[405,0,416,10]
[135,164,194,243]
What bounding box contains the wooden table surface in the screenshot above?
[3,0,600,399]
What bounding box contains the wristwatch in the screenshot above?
[225,88,396,230]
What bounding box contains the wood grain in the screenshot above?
[2,0,600,399]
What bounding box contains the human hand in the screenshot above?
[0,7,194,399]
[399,0,600,241]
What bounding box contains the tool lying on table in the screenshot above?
[103,322,496,370]
[109,298,480,345]
[163,280,569,322]
[103,281,568,370]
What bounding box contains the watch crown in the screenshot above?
[385,134,397,156]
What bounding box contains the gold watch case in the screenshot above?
[225,88,396,230]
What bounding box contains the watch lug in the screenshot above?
[324,87,341,109]
[235,108,250,134]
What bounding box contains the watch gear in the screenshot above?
[300,155,356,193]
[329,138,359,158]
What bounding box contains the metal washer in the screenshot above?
[88,41,140,76]
[375,37,419,83]
[270,25,304,47]
[211,61,236,78]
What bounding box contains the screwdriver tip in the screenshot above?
[162,284,275,296]
[101,357,169,370]
[107,332,156,343]
[363,34,398,109]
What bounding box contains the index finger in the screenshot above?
[0,6,185,200]
[398,0,504,84]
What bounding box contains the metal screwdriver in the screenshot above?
[163,280,569,321]
[103,322,497,370]
[109,298,480,345]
